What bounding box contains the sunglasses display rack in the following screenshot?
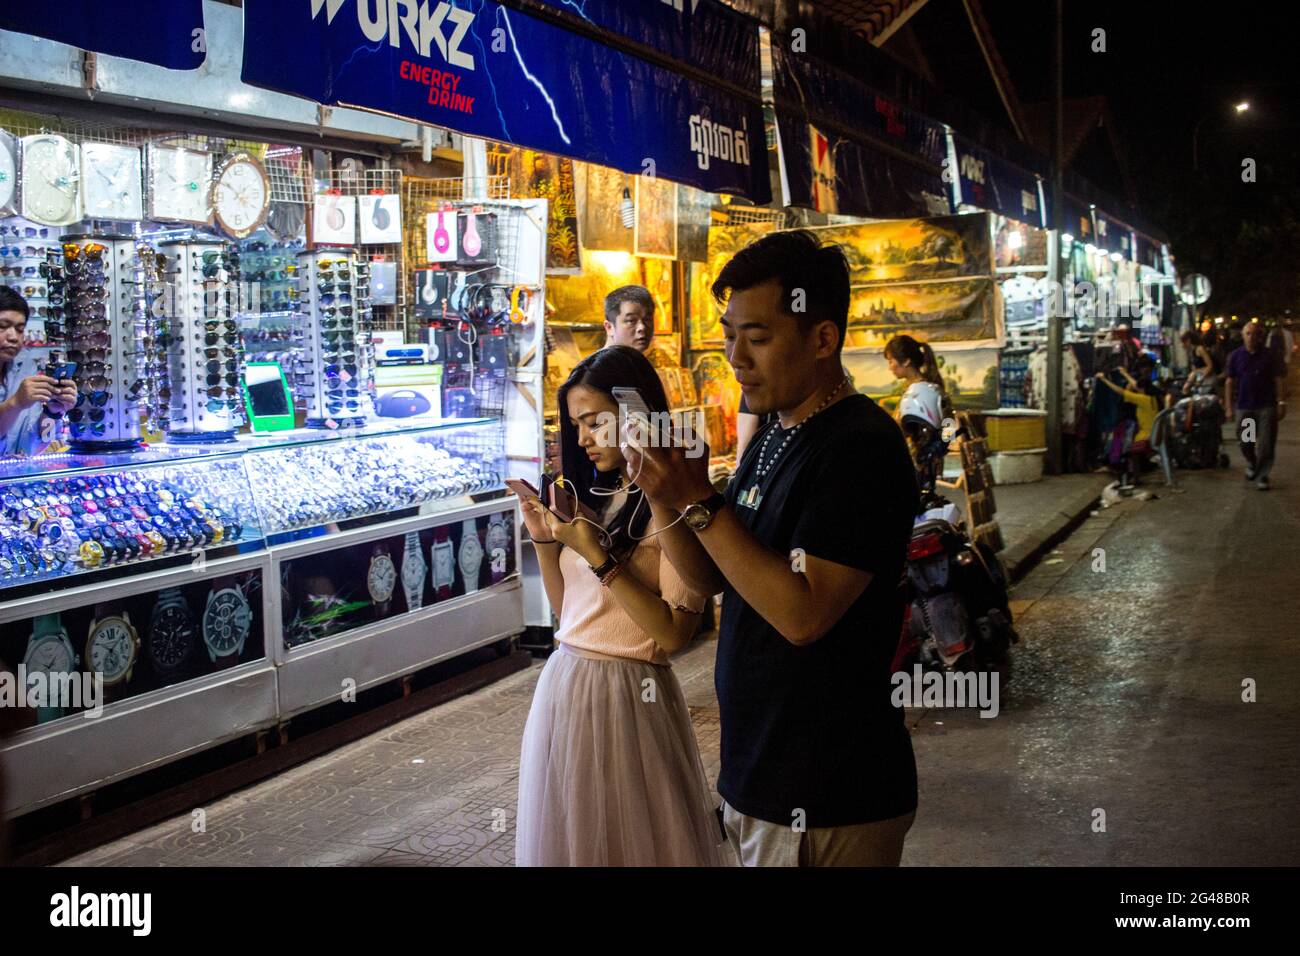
[60,235,147,453]
[2,217,63,343]
[158,240,242,443]
[294,248,375,428]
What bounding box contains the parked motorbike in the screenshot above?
[1167,377,1230,470]
[891,385,1018,679]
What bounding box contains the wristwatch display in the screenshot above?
[86,603,141,698]
[485,514,510,585]
[147,587,199,682]
[431,526,456,600]
[401,531,427,611]
[203,578,253,666]
[682,492,727,532]
[23,612,77,723]
[458,517,484,595]
[367,543,397,617]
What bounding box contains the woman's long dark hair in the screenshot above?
[885,334,946,394]
[556,346,670,561]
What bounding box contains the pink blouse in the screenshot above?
[554,531,707,664]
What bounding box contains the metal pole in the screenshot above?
[1045,0,1064,474]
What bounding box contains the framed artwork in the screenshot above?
[641,257,676,335]
[845,278,1000,350]
[810,213,993,286]
[582,162,633,253]
[490,144,580,272]
[634,175,677,259]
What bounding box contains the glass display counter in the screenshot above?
[0,416,504,593]
[0,416,523,818]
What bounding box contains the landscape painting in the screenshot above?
[814,213,992,286]
[845,278,1000,348]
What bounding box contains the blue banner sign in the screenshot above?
[530,0,760,92]
[951,134,1044,228]
[240,0,770,202]
[0,1,206,69]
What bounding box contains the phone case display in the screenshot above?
[159,239,243,441]
[281,509,515,647]
[59,235,155,451]
[291,249,375,427]
[0,570,267,722]
[242,420,504,534]
[0,454,259,590]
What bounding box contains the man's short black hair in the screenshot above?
[712,229,850,350]
[604,285,655,325]
[0,287,29,321]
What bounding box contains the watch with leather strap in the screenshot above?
[86,602,141,703]
[682,492,727,532]
[430,526,456,600]
[202,576,253,669]
[147,587,198,683]
[368,542,397,618]
[23,612,77,723]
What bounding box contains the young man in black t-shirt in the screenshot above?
[628,230,919,866]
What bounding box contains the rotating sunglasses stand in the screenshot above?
[61,235,145,454]
[295,248,375,429]
[158,240,241,443]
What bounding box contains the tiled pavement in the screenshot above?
[61,472,1096,867]
[62,636,724,867]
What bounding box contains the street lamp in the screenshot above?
[1193,101,1251,171]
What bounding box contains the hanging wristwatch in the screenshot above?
[202,576,253,667]
[86,603,141,701]
[23,612,77,723]
[682,492,727,532]
[401,530,427,611]
[147,587,198,682]
[485,514,511,586]
[431,526,456,601]
[457,517,484,595]
[367,542,397,618]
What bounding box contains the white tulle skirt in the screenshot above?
[516,644,728,866]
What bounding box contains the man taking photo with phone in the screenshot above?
[0,287,77,456]
[627,230,920,866]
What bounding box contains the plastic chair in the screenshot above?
[1150,407,1177,487]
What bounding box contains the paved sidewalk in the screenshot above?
[62,472,1109,867]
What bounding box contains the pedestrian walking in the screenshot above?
[628,230,920,866]
[514,346,724,866]
[1225,321,1288,490]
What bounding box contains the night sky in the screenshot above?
[901,0,1299,312]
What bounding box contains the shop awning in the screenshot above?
[1057,193,1095,243]
[1093,208,1133,257]
[950,132,1045,228]
[772,43,949,218]
[0,0,206,70]
[239,0,770,203]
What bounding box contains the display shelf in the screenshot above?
[0,416,504,591]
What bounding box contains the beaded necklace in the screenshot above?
[737,375,849,512]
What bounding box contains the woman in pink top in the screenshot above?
[515,346,725,866]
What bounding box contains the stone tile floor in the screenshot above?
[63,637,723,867]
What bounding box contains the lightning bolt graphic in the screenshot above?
[499,9,572,145]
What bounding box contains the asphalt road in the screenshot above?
[902,417,1300,866]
